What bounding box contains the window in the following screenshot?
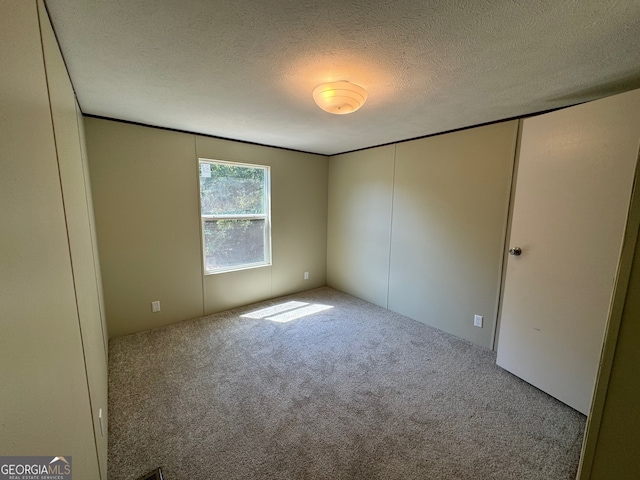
[199,159,271,274]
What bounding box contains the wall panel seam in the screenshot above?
[385,144,397,309]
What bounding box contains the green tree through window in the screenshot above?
[199,160,271,273]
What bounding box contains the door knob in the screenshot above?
[509,247,522,256]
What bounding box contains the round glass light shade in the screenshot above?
[312,81,368,114]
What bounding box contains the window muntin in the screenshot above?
[199,159,271,274]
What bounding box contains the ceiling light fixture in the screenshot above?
[312,81,368,115]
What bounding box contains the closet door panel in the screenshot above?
[497,89,640,414]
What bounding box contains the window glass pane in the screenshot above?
[200,163,265,215]
[203,219,266,270]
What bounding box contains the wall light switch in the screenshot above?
[304,272,309,280]
[151,301,161,313]
[474,314,483,328]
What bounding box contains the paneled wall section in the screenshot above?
[0,2,107,478]
[86,119,328,337]
[327,121,518,349]
[327,145,395,308]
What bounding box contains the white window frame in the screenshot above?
[198,158,272,275]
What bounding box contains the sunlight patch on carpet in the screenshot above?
[241,301,334,323]
[241,301,308,319]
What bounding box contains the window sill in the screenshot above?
[204,262,272,276]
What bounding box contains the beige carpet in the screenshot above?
[108,287,585,479]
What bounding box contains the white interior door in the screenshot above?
[496,89,640,415]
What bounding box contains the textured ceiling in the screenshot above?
[45,0,640,155]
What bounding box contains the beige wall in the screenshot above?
[327,121,518,348]
[269,148,329,297]
[327,145,395,307]
[0,1,106,478]
[84,119,205,337]
[85,120,328,337]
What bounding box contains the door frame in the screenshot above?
[577,147,640,478]
[492,119,523,351]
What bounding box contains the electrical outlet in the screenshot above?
[304,271,309,280]
[474,314,483,328]
[151,301,161,313]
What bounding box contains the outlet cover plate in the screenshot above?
[474,314,483,328]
